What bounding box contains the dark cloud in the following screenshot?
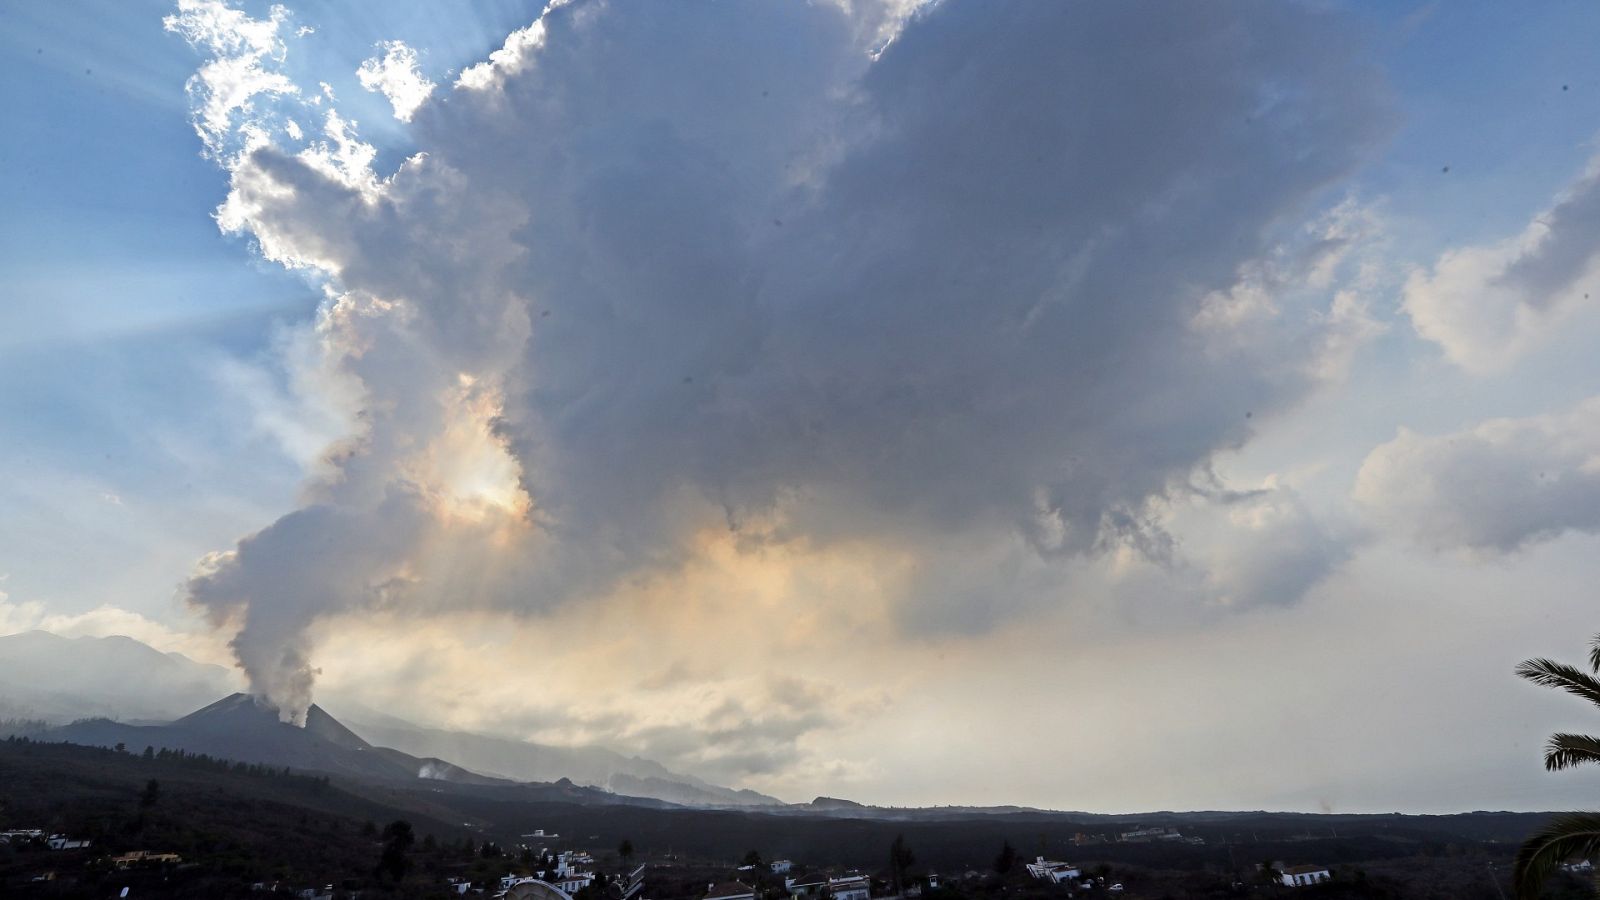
[1498,167,1600,308]
[183,0,1391,713]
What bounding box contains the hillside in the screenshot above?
[337,711,782,807]
[47,693,504,787]
[0,630,779,808]
[0,631,236,722]
[0,737,473,898]
[0,738,1560,899]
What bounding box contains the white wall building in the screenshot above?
[1024,857,1080,884]
[1280,865,1331,887]
[829,874,870,900]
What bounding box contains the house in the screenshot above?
[1280,865,1331,887]
[787,871,828,897]
[1118,827,1184,844]
[46,834,91,850]
[110,850,183,869]
[704,881,757,900]
[1563,859,1595,873]
[1024,857,1081,884]
[557,850,597,875]
[771,859,795,875]
[829,874,871,900]
[552,871,595,895]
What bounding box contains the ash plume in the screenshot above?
[170,0,1390,722]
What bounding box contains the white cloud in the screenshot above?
[1193,198,1390,383]
[163,0,299,156]
[0,595,233,667]
[1404,155,1600,373]
[357,39,435,122]
[1355,396,1600,554]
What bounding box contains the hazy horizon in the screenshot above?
[5,0,1600,818]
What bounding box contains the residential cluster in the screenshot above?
[1023,857,1122,893]
[458,845,646,900]
[698,868,897,900]
[1258,862,1332,888]
[0,828,92,850]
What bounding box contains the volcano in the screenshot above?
[50,692,503,785]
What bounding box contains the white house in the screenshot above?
[829,874,871,900]
[1280,865,1331,887]
[771,859,794,875]
[555,871,595,895]
[1024,857,1081,884]
[557,850,596,876]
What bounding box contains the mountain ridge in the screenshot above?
[0,630,779,807]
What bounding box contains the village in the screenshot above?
[1,817,1364,899]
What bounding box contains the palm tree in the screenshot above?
[1511,635,1600,898]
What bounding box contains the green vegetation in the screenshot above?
[1513,634,1600,899]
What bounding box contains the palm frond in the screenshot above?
[1545,734,1600,771]
[1514,812,1600,899]
[1589,633,1600,673]
[1516,658,1600,710]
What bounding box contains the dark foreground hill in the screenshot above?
[0,738,1564,900]
[0,737,471,898]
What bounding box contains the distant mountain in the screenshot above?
[809,796,866,808]
[49,692,506,785]
[333,709,784,807]
[0,630,783,808]
[0,630,237,722]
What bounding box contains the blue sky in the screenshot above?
[4,0,1600,811]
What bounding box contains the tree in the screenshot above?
[139,779,160,808]
[142,746,154,760]
[1512,635,1600,898]
[742,849,763,869]
[378,820,415,881]
[619,838,635,869]
[993,840,1017,875]
[889,834,916,896]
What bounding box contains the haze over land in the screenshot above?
[3,0,1600,816]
